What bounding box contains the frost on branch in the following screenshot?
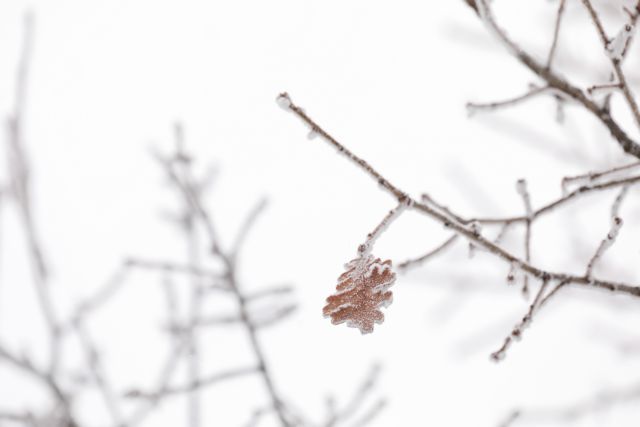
[276,92,292,110]
[323,255,396,334]
[606,24,634,62]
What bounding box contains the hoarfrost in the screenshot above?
[276,93,292,110]
[607,24,634,62]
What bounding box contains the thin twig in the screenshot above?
[466,86,551,115]
[324,365,383,427]
[348,399,387,427]
[491,279,553,361]
[516,179,532,298]
[74,320,126,427]
[125,366,259,401]
[173,123,204,427]
[546,0,567,69]
[0,344,75,426]
[500,381,640,425]
[6,11,61,377]
[244,285,294,301]
[585,217,623,278]
[562,161,640,186]
[126,273,186,426]
[397,235,458,271]
[358,200,410,257]
[232,198,268,260]
[125,258,225,283]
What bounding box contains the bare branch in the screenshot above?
[501,381,640,425]
[157,134,292,426]
[466,86,551,115]
[491,279,553,362]
[324,365,384,427]
[125,257,226,284]
[231,198,268,260]
[348,399,386,427]
[610,184,630,219]
[466,0,640,159]
[124,365,259,401]
[358,199,410,257]
[278,92,640,300]
[585,217,623,278]
[562,161,640,187]
[0,345,75,426]
[396,235,458,271]
[74,319,126,427]
[5,11,61,377]
[546,0,567,69]
[516,179,532,297]
[244,285,294,301]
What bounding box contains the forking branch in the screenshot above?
[277,91,640,359]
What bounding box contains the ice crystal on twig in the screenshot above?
[276,92,292,110]
[606,24,635,62]
[586,216,623,278]
[323,256,395,334]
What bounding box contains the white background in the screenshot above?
[1,0,640,426]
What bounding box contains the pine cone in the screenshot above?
[322,255,395,334]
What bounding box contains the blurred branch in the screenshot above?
[499,381,640,426]
[1,11,384,427]
[580,0,640,129]
[464,0,640,159]
[324,365,383,427]
[126,272,188,426]
[74,319,126,427]
[173,123,205,427]
[466,85,551,115]
[5,11,62,378]
[546,0,566,69]
[124,365,259,401]
[244,285,294,301]
[231,198,268,260]
[125,257,226,285]
[156,135,293,426]
[348,399,386,427]
[516,179,532,298]
[0,344,76,426]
